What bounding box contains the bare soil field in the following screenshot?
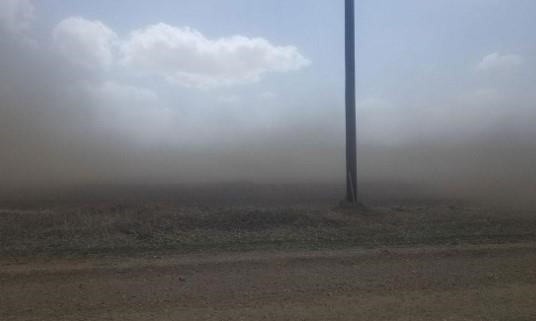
[1,184,536,320]
[2,244,536,321]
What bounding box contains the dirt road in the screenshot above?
[2,243,536,321]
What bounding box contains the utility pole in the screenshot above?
[345,0,358,203]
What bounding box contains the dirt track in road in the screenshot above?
[2,243,536,321]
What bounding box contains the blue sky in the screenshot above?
[31,1,535,125]
[36,0,534,83]
[14,1,536,129]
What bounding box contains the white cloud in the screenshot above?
[477,52,522,71]
[0,0,35,35]
[121,23,311,88]
[53,17,118,68]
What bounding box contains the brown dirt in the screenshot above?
[2,243,536,321]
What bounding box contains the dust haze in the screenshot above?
[1,2,535,208]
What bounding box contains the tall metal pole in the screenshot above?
[345,0,358,203]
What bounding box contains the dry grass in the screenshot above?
[2,200,536,258]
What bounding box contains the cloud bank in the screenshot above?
[53,17,118,68]
[122,23,311,88]
[50,17,310,87]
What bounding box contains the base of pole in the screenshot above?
[336,200,369,212]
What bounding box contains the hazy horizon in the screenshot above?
[1,0,535,206]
